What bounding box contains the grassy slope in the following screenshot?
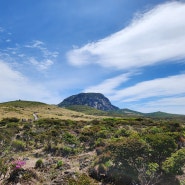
[64,105,185,119]
[64,105,142,117]
[0,100,47,107]
[0,100,105,121]
[0,100,184,121]
[64,105,109,115]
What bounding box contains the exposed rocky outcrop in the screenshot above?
[58,93,119,111]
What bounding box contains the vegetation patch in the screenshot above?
[0,110,185,184]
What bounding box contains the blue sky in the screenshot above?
[0,0,185,114]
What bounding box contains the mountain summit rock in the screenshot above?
[58,93,119,111]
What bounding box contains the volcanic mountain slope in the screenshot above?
[58,92,119,111]
[58,93,185,118]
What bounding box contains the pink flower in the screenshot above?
[13,160,26,169]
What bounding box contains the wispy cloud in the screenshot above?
[0,60,25,83]
[110,74,185,102]
[25,40,59,59]
[90,73,185,114]
[84,72,136,95]
[131,96,185,114]
[67,1,185,70]
[0,60,60,103]
[25,40,44,48]
[145,96,185,107]
[83,71,185,109]
[29,57,54,71]
[0,39,58,71]
[24,40,59,71]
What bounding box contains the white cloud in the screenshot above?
[0,40,58,72]
[105,74,185,114]
[23,40,59,71]
[29,57,54,71]
[84,72,135,95]
[110,74,185,102]
[0,60,25,83]
[25,40,59,59]
[131,96,185,114]
[26,40,44,48]
[146,96,185,107]
[0,60,59,103]
[67,1,185,69]
[83,73,185,114]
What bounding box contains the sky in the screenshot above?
[0,0,185,114]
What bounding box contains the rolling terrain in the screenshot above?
[0,100,107,122]
[0,96,185,185]
[58,93,185,118]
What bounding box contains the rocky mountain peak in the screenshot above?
[58,92,119,111]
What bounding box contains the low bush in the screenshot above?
[12,140,26,151]
[35,159,44,169]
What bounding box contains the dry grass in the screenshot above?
[0,101,106,121]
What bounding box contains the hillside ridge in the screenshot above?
[58,93,184,118]
[0,96,184,118]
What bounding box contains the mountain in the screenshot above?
[58,93,185,118]
[1,97,183,120]
[144,111,184,118]
[58,93,119,111]
[113,108,144,116]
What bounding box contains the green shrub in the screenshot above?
[67,173,97,185]
[12,140,26,151]
[97,130,110,139]
[35,159,44,169]
[22,169,38,181]
[0,159,8,178]
[95,138,106,147]
[7,122,19,129]
[60,146,78,157]
[63,132,78,145]
[1,117,19,125]
[56,160,63,168]
[148,126,164,134]
[115,128,130,137]
[144,133,177,164]
[162,148,185,175]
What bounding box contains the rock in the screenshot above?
[58,93,119,111]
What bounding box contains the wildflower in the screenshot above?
[12,160,26,169]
